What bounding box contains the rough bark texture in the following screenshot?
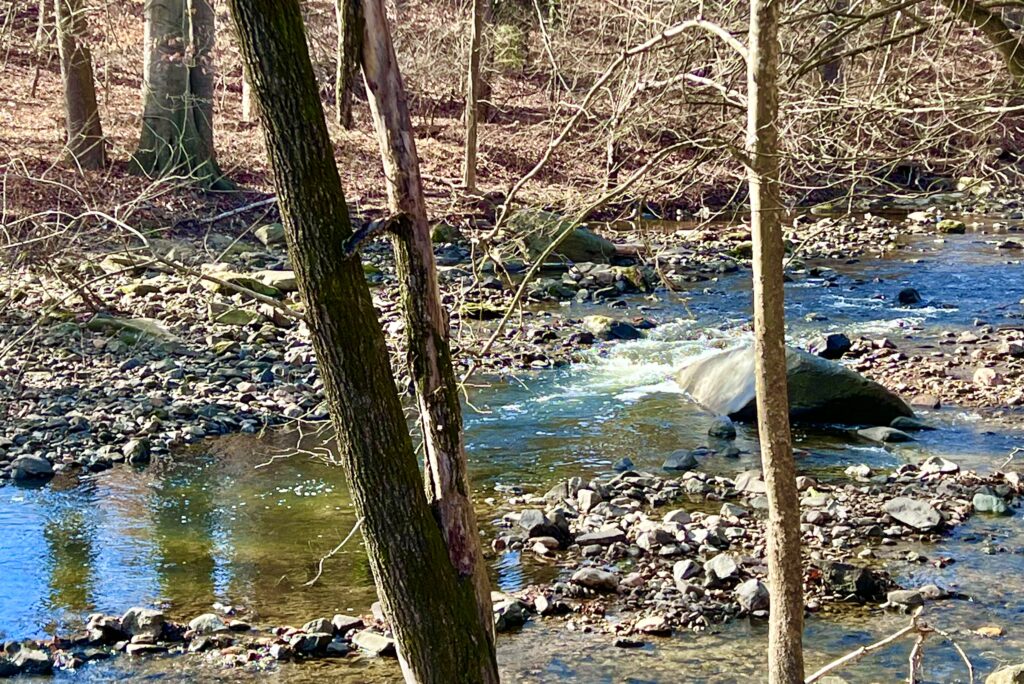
[55,0,105,169]
[357,2,499,677]
[945,0,1024,87]
[132,0,230,188]
[335,0,362,129]
[227,2,496,682]
[747,0,805,682]
[462,0,484,190]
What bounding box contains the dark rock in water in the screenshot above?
[808,333,852,360]
[583,315,642,341]
[518,509,569,543]
[898,287,923,305]
[823,562,886,600]
[11,648,52,675]
[857,426,913,443]
[290,632,333,654]
[676,345,914,426]
[613,457,635,472]
[11,455,54,482]
[662,450,698,472]
[884,497,941,531]
[613,637,645,649]
[707,416,737,440]
[493,598,530,632]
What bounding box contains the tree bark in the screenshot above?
[241,67,256,122]
[747,0,805,682]
[335,0,362,129]
[818,0,848,93]
[462,0,484,190]
[132,0,230,189]
[226,2,497,682]
[55,0,105,169]
[945,0,1024,87]
[357,2,499,678]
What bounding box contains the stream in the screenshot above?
[3,230,1024,682]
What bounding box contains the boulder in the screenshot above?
[120,607,165,639]
[662,450,698,472]
[571,568,619,592]
[884,497,941,531]
[973,491,1009,515]
[255,223,286,246]
[987,664,1024,684]
[823,562,886,600]
[508,209,616,263]
[736,579,770,612]
[897,288,923,306]
[188,613,228,635]
[12,455,54,482]
[857,426,913,443]
[583,315,642,341]
[352,630,396,656]
[708,416,737,440]
[808,333,852,360]
[937,219,966,234]
[677,345,914,426]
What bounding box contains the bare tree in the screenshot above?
[944,0,1024,86]
[132,0,230,188]
[747,0,804,682]
[463,0,485,191]
[55,0,105,169]
[227,1,498,682]
[358,0,499,675]
[335,0,362,129]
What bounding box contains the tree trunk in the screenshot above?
[335,0,362,129]
[818,0,848,93]
[357,2,499,679]
[55,0,105,169]
[945,0,1024,87]
[747,0,804,682]
[132,0,231,189]
[241,67,256,122]
[462,0,484,191]
[226,2,497,683]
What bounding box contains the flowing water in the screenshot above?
[3,230,1024,682]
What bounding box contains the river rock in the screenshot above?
[708,416,737,440]
[634,615,671,635]
[808,333,852,360]
[255,222,286,246]
[577,489,602,513]
[508,209,616,263]
[937,219,966,234]
[494,597,530,632]
[11,455,54,481]
[120,607,165,639]
[704,553,739,585]
[920,456,958,475]
[734,470,767,494]
[331,614,364,634]
[11,648,53,675]
[890,416,934,432]
[352,630,396,656]
[735,579,770,612]
[122,438,151,465]
[576,528,626,546]
[884,497,941,531]
[583,315,642,341]
[823,562,885,600]
[857,426,913,443]
[662,450,698,472]
[676,345,913,425]
[571,568,619,592]
[987,664,1024,684]
[897,287,923,305]
[291,632,333,654]
[973,491,1009,515]
[886,589,925,610]
[188,613,228,635]
[302,617,333,634]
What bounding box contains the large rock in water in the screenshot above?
[507,209,616,263]
[676,345,913,426]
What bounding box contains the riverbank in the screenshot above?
[4,192,1023,485]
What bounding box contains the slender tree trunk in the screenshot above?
[945,0,1024,87]
[132,0,231,189]
[335,0,362,129]
[227,2,497,682]
[818,0,848,93]
[747,0,804,682]
[241,67,256,122]
[357,3,499,679]
[55,0,105,169]
[463,0,484,190]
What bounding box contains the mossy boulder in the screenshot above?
[430,222,463,244]
[937,219,966,234]
[507,209,616,264]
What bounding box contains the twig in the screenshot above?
[304,518,364,587]
[804,608,922,683]
[197,196,278,224]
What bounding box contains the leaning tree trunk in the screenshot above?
[747,0,805,682]
[226,2,497,683]
[335,0,362,129]
[462,0,484,190]
[55,0,105,169]
[945,0,1024,87]
[358,0,499,676]
[132,0,230,188]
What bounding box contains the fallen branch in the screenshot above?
[805,609,922,683]
[197,196,278,224]
[304,518,364,587]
